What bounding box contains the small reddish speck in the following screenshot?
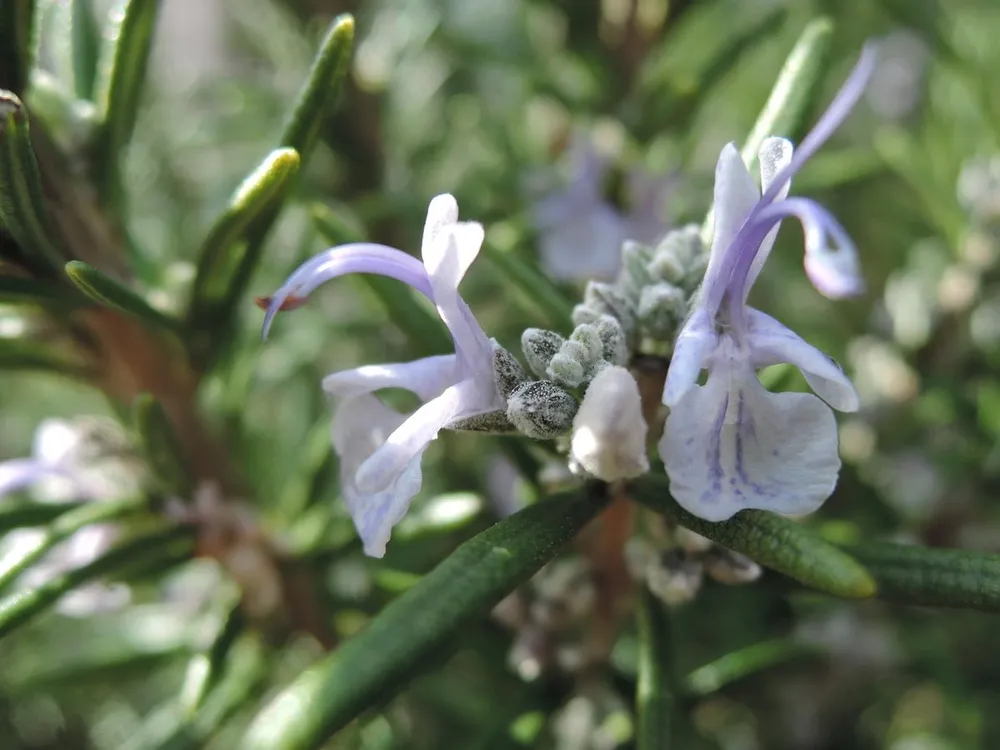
[254,294,308,311]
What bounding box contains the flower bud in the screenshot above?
[506,380,578,439]
[596,315,628,366]
[492,341,528,398]
[547,324,605,388]
[646,548,703,607]
[638,282,687,340]
[702,546,762,585]
[570,366,649,481]
[521,328,566,379]
[573,281,635,334]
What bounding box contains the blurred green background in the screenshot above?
[3,0,1000,748]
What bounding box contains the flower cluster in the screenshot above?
[262,45,876,556]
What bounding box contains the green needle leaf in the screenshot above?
[0,525,192,640]
[0,338,91,378]
[683,639,819,697]
[0,499,86,533]
[0,275,85,310]
[631,479,877,599]
[846,542,1000,612]
[180,602,247,713]
[0,0,36,94]
[93,0,161,209]
[243,486,610,750]
[703,17,834,242]
[0,91,67,273]
[739,18,834,175]
[65,260,184,335]
[71,0,101,101]
[280,14,355,165]
[186,147,300,345]
[192,15,354,367]
[0,495,144,596]
[132,393,193,495]
[311,203,452,355]
[636,587,675,749]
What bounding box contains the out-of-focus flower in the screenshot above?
[262,194,504,557]
[0,419,141,617]
[865,29,928,121]
[659,46,876,522]
[532,135,670,282]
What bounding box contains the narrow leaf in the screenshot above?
[132,394,192,495]
[208,15,355,362]
[703,17,834,241]
[0,525,191,640]
[71,0,101,101]
[0,0,35,94]
[740,18,834,173]
[636,587,675,750]
[279,14,355,164]
[0,91,66,273]
[65,260,184,334]
[631,479,877,599]
[93,0,161,208]
[186,147,300,335]
[0,338,91,378]
[243,486,610,750]
[0,494,144,595]
[180,602,246,713]
[0,275,84,310]
[311,203,452,355]
[0,499,85,533]
[846,542,1000,612]
[683,639,819,697]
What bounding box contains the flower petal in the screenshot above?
[332,394,426,558]
[742,137,794,300]
[745,308,859,412]
[757,197,864,298]
[660,364,841,521]
[422,215,496,384]
[323,355,459,402]
[663,307,719,407]
[261,243,433,339]
[760,44,878,205]
[356,378,490,495]
[0,458,52,499]
[421,194,461,252]
[701,143,759,309]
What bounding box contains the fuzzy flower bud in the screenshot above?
[506,380,578,439]
[570,366,649,481]
[638,282,687,340]
[492,341,528,397]
[521,328,565,379]
[596,315,628,366]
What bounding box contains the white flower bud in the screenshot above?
[570,366,649,481]
[703,546,763,585]
[506,380,578,439]
[521,328,565,379]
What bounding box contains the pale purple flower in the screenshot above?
[532,135,670,281]
[263,194,503,557]
[0,419,135,616]
[659,46,877,521]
